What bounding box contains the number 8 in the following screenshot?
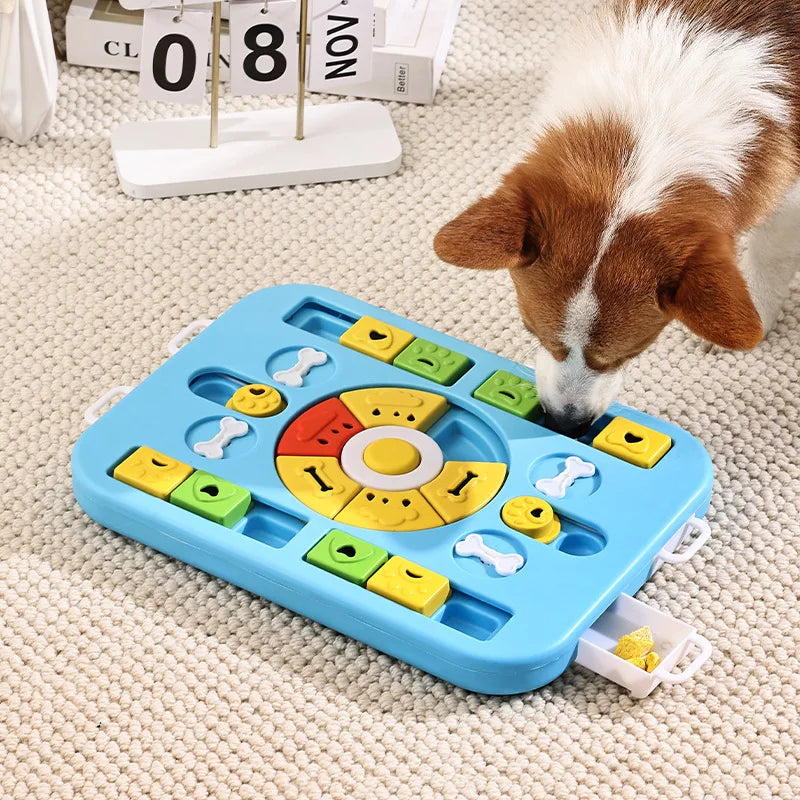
[243,23,288,83]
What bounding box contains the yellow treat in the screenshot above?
[420,461,507,524]
[592,417,671,469]
[339,316,415,363]
[501,496,561,543]
[625,656,647,670]
[366,556,450,616]
[276,456,361,518]
[335,488,444,531]
[339,387,448,431]
[644,652,661,672]
[614,626,655,660]
[113,446,194,500]
[226,384,284,417]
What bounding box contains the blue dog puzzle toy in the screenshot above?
[73,285,714,697]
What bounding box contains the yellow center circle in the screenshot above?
[363,438,421,475]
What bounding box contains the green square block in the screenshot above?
[473,369,541,419]
[169,471,251,528]
[306,530,389,586]
[393,338,472,386]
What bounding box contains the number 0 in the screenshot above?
[152,33,197,92]
[243,23,287,82]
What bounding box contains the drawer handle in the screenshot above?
[654,632,712,685]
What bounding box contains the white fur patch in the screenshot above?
[535,348,623,426]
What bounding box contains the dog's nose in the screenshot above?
[543,411,593,439]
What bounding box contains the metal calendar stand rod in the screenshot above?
[210,0,222,147]
[296,0,309,140]
[207,0,309,146]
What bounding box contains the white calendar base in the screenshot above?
[111,101,402,199]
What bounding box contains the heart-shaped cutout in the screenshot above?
[193,482,237,503]
[624,432,644,444]
[369,330,387,341]
[328,539,374,564]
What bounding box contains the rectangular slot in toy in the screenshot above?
[236,501,307,549]
[436,590,512,641]
[284,300,359,342]
[575,594,711,698]
[189,371,249,406]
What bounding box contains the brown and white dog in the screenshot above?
[435,0,800,437]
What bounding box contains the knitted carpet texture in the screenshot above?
[2,1,799,798]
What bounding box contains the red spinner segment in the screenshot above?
[276,397,364,458]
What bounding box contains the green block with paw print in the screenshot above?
[393,338,472,385]
[473,370,541,419]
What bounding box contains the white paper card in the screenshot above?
[118,0,212,9]
[139,7,212,105]
[308,0,373,91]
[229,0,297,96]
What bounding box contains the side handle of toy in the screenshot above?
[84,386,133,425]
[656,516,712,565]
[167,318,215,356]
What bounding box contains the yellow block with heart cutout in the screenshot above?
[420,461,507,523]
[339,387,448,431]
[339,316,415,363]
[335,488,444,531]
[276,456,361,518]
[366,556,450,616]
[592,417,671,468]
[113,446,194,500]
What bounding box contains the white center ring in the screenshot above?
[340,425,444,491]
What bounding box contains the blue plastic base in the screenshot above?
[72,285,713,694]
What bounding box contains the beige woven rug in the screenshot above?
[2,1,799,797]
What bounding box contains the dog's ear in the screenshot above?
[662,232,763,350]
[434,184,539,270]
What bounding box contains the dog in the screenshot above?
[434,0,800,437]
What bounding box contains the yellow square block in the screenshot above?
[366,556,450,616]
[113,446,194,500]
[339,316,415,363]
[592,417,671,468]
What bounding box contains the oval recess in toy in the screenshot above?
[185,415,257,459]
[529,453,601,499]
[266,345,335,388]
[453,531,526,578]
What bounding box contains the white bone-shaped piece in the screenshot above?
[454,533,524,577]
[272,347,328,388]
[535,455,596,499]
[193,416,249,459]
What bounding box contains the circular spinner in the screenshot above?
[275,386,508,531]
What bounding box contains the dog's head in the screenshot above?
[434,124,763,436]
